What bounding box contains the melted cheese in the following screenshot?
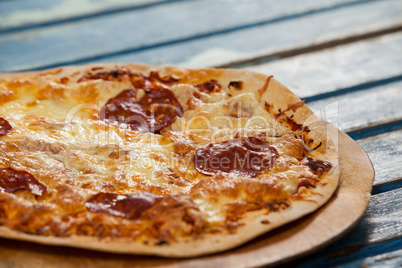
[0,69,317,227]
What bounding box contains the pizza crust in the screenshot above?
[0,64,339,257]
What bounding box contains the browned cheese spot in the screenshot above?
[303,157,332,176]
[228,81,243,90]
[195,79,222,94]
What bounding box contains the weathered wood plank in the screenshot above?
[0,0,369,31]
[0,0,168,30]
[358,130,402,186]
[291,187,402,267]
[89,0,402,69]
[249,32,402,99]
[340,188,402,246]
[1,0,401,72]
[307,80,402,133]
[340,249,402,268]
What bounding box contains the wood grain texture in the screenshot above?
[1,0,401,72]
[0,128,374,267]
[249,32,402,99]
[307,80,402,133]
[358,130,402,186]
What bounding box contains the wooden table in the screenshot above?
[0,0,401,267]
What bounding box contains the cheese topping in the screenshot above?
[0,66,331,243]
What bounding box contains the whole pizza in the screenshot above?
[0,64,339,257]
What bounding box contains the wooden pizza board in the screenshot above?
[0,127,374,268]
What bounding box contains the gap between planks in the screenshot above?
[219,25,402,69]
[372,179,402,195]
[347,118,402,140]
[295,235,402,267]
[248,31,402,100]
[303,73,402,103]
[306,79,402,136]
[337,248,402,268]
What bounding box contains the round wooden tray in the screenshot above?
[0,128,374,268]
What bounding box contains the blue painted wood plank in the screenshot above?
[0,0,170,31]
[286,187,402,267]
[86,0,402,70]
[307,80,402,133]
[358,130,402,186]
[0,0,369,31]
[250,32,402,99]
[1,0,401,72]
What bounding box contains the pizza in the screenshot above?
[0,64,339,257]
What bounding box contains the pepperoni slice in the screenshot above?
[100,88,183,133]
[195,79,222,93]
[0,168,46,196]
[194,137,278,177]
[85,192,163,219]
[0,117,12,136]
